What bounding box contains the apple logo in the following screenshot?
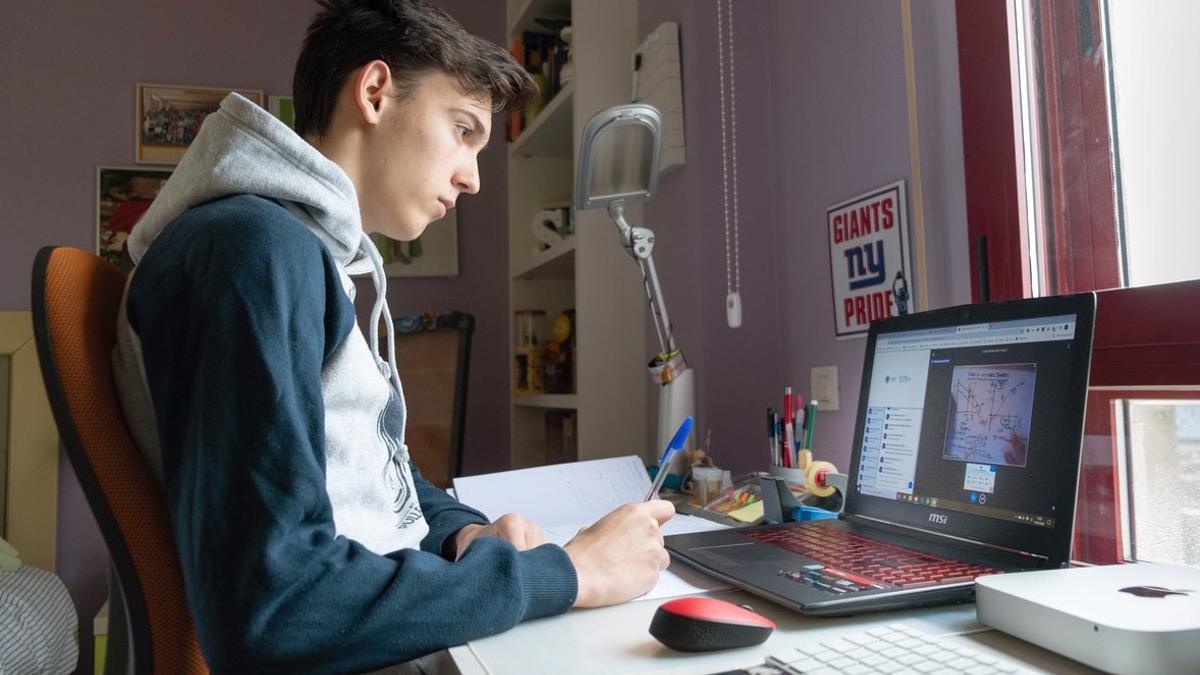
[1118,586,1194,598]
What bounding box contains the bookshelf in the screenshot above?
[509,82,573,159]
[507,0,647,469]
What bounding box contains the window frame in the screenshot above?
[957,0,1122,301]
[956,0,1200,563]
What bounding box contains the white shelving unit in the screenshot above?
[509,82,573,160]
[507,0,647,469]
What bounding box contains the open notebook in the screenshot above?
[452,455,731,601]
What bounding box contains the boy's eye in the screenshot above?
[456,124,471,138]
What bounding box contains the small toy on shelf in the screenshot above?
[542,309,574,393]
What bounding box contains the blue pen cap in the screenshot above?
[668,416,694,451]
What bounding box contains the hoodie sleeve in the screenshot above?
[408,463,490,558]
[126,196,576,674]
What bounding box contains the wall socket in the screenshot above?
[810,366,840,411]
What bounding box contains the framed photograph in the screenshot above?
[97,166,173,273]
[269,95,296,129]
[376,209,460,277]
[136,83,264,164]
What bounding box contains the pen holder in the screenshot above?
[768,464,807,485]
[763,459,846,521]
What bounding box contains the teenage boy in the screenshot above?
[113,1,674,671]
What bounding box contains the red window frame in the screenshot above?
[957,0,1029,302]
[1078,282,1200,563]
[1026,0,1121,294]
[957,0,1120,302]
[957,0,1200,563]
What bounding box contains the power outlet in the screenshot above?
[810,366,840,411]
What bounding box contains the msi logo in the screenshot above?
[928,513,948,525]
[1119,586,1194,598]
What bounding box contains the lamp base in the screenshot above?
[656,367,696,473]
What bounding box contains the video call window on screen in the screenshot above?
[942,363,1036,468]
[857,316,1078,529]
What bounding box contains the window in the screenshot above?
[1121,401,1200,564]
[1105,0,1200,288]
[957,0,1200,564]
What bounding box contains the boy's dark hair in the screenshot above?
[293,0,536,138]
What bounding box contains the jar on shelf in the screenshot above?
[514,310,546,393]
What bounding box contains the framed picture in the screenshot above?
[97,166,173,273]
[269,95,296,129]
[376,209,460,277]
[136,83,264,164]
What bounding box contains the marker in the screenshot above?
[645,416,694,501]
[803,401,819,450]
[782,387,793,465]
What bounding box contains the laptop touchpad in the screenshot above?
[690,543,794,567]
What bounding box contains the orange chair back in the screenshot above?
[31,246,207,674]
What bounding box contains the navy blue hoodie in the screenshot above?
[112,94,576,673]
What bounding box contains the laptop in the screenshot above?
[666,293,1096,616]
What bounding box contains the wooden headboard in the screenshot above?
[0,312,59,571]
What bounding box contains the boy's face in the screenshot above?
[359,70,491,240]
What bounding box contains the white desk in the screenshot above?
[448,564,1102,675]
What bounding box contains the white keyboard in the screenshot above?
[754,623,1028,675]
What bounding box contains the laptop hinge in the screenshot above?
[844,513,1051,565]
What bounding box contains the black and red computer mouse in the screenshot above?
[649,597,776,652]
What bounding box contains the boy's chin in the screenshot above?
[376,221,428,242]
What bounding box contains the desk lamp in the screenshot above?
[574,103,696,460]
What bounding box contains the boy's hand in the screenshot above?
[563,500,675,608]
[451,515,547,560]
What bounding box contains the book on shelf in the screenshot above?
[507,23,571,142]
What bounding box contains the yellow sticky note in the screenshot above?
[728,500,764,524]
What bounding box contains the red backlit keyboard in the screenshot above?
[743,525,1001,593]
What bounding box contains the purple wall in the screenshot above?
[1,2,509,671]
[4,0,973,669]
[640,0,970,477]
[637,0,789,474]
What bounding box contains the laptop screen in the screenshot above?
[845,294,1095,564]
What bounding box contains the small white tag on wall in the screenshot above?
[726,291,742,328]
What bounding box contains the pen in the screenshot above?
[794,408,806,449]
[772,413,782,466]
[645,415,694,501]
[767,408,777,466]
[776,417,787,467]
[793,395,805,451]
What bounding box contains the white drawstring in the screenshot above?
[359,235,408,465]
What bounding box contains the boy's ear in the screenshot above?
[350,60,392,126]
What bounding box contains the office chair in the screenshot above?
[390,311,474,488]
[31,246,207,674]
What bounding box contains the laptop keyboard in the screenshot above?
[751,622,1026,674]
[743,525,1001,593]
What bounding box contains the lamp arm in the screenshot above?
[608,202,678,357]
[638,254,677,355]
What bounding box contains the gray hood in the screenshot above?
[127,92,405,399]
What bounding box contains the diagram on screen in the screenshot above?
[943,364,1036,467]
